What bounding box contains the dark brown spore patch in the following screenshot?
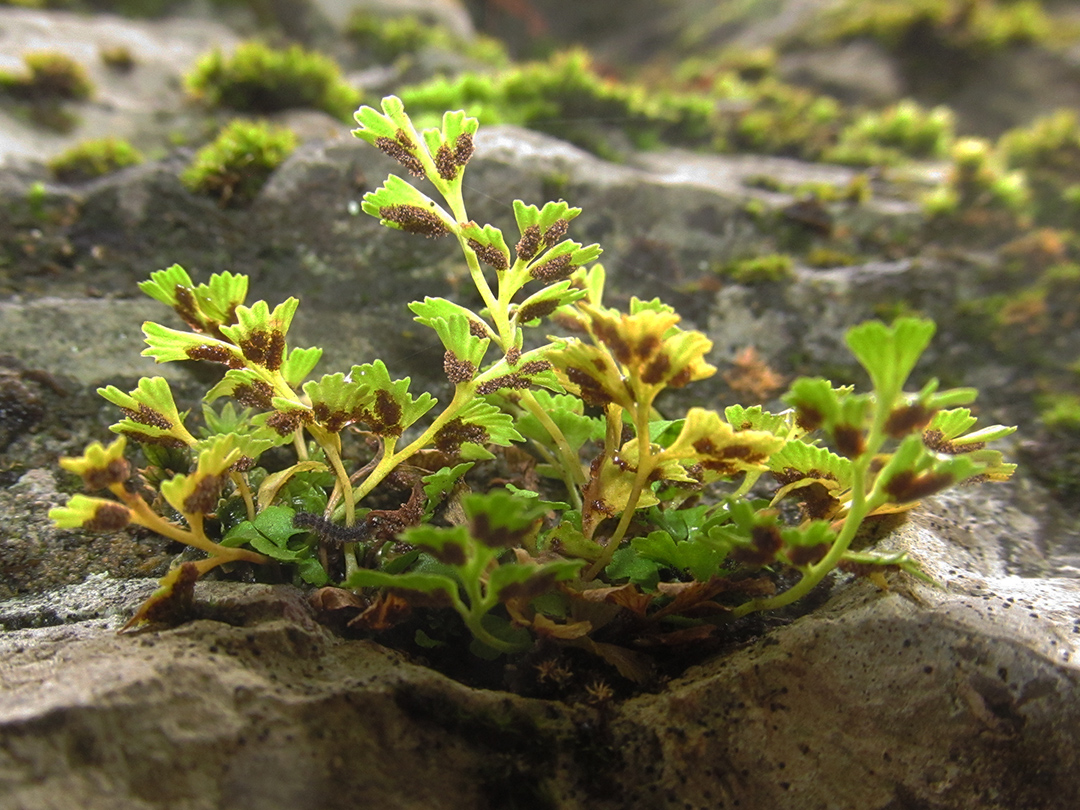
[137,563,199,626]
[885,470,954,503]
[529,253,574,284]
[593,320,632,365]
[730,525,783,567]
[419,540,467,566]
[234,379,274,409]
[515,225,541,262]
[357,389,404,437]
[375,134,424,176]
[435,144,458,181]
[795,405,824,432]
[471,512,529,548]
[186,344,243,368]
[239,330,284,370]
[469,319,489,339]
[183,473,224,515]
[444,351,476,384]
[85,502,132,532]
[923,428,983,454]
[434,418,488,455]
[884,403,935,438]
[667,366,693,388]
[266,409,310,436]
[566,367,613,407]
[380,205,451,237]
[517,297,561,324]
[541,219,569,248]
[693,439,764,476]
[467,238,509,271]
[518,360,552,376]
[172,285,202,331]
[635,333,660,360]
[787,543,830,567]
[453,132,474,166]
[498,572,557,602]
[122,404,172,431]
[83,458,130,491]
[640,353,671,385]
[476,374,530,396]
[833,425,865,457]
[313,402,352,433]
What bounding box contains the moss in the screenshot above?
[1037,393,1080,430]
[100,45,135,73]
[807,0,1078,110]
[924,137,1031,236]
[816,0,1057,95]
[744,173,870,205]
[185,41,362,121]
[347,11,509,67]
[717,253,795,284]
[999,109,1080,228]
[712,73,842,161]
[873,300,924,323]
[823,0,1052,51]
[825,100,954,167]
[0,51,93,101]
[48,137,144,184]
[805,246,860,268]
[180,119,298,207]
[399,49,714,159]
[674,47,778,87]
[999,228,1069,275]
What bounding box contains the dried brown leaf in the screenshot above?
[347,592,414,631]
[576,583,654,617]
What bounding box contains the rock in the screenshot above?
[310,0,475,40]
[617,553,1080,810]
[0,124,919,390]
[0,497,1077,810]
[0,297,186,386]
[0,7,239,163]
[0,469,173,601]
[499,0,1080,137]
[779,39,904,106]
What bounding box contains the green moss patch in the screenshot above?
[185,41,362,121]
[180,119,298,207]
[49,137,144,184]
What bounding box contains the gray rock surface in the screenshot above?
[0,507,1077,810]
[513,0,1080,136]
[0,7,238,162]
[312,0,474,39]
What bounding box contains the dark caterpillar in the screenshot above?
[292,512,371,545]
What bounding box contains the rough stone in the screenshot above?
[0,507,1077,810]
[0,7,239,163]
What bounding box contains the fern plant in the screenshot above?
[51,96,1016,663]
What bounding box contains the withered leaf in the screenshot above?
[309,586,365,614]
[529,613,593,640]
[347,592,414,631]
[121,562,199,631]
[576,583,654,618]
